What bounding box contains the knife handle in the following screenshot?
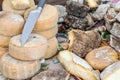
[38,0,46,8]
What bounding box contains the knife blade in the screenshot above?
[21,0,46,46]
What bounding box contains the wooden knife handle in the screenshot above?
[38,0,46,8]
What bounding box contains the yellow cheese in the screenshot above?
[34,4,58,31]
[0,11,25,36]
[2,0,35,15]
[11,0,31,10]
[9,34,48,60]
[0,53,40,80]
[86,0,98,8]
[0,47,7,58]
[0,35,11,48]
[44,37,58,59]
[33,26,58,39]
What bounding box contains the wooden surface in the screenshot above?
[0,0,66,11]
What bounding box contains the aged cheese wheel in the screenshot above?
[33,25,58,39]
[0,35,11,48]
[0,11,25,36]
[44,37,58,59]
[58,50,99,80]
[9,34,48,60]
[85,46,118,71]
[11,0,31,10]
[0,47,7,58]
[0,53,40,80]
[2,0,35,15]
[34,4,58,31]
[101,61,120,80]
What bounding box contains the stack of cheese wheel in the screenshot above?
[0,34,48,79]
[31,4,59,59]
[0,11,25,58]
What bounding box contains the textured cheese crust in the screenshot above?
[0,11,25,36]
[0,53,40,80]
[0,47,7,58]
[33,25,58,39]
[0,35,11,48]
[85,46,118,71]
[34,4,58,31]
[58,50,99,80]
[11,0,30,10]
[101,61,120,80]
[9,34,48,60]
[2,0,35,15]
[44,37,58,59]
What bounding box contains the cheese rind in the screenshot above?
[0,35,11,48]
[33,26,58,39]
[0,11,25,36]
[0,53,40,80]
[0,47,7,58]
[34,4,58,31]
[44,37,58,58]
[9,34,48,60]
[2,0,35,15]
[101,61,120,80]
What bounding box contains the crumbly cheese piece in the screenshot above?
[0,53,40,80]
[9,34,48,60]
[0,47,7,58]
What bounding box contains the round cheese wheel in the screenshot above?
[2,0,35,15]
[0,47,7,58]
[33,26,58,39]
[9,34,48,60]
[85,46,118,71]
[44,37,58,59]
[0,11,25,36]
[0,53,40,80]
[0,35,11,48]
[34,4,58,31]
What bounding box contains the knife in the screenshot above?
[21,0,46,46]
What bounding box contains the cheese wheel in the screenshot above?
[85,46,118,71]
[34,4,58,31]
[0,47,7,58]
[0,53,40,80]
[58,50,99,80]
[0,11,25,36]
[2,0,35,15]
[44,37,58,59]
[33,26,58,39]
[101,61,120,80]
[0,35,11,48]
[11,0,31,10]
[9,34,48,60]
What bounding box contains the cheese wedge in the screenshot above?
[0,11,25,36]
[101,61,120,80]
[44,37,58,59]
[33,26,58,39]
[9,34,48,60]
[58,50,100,80]
[0,53,40,80]
[2,0,35,15]
[0,35,11,48]
[0,47,8,58]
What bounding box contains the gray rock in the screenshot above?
[92,4,110,20]
[114,1,120,11]
[115,13,120,22]
[110,35,120,52]
[110,22,120,38]
[107,8,117,19]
